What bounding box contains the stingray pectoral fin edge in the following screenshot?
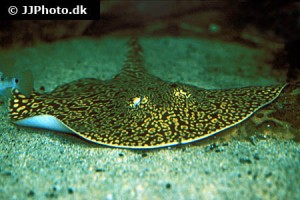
[13,115,131,147]
[14,115,74,134]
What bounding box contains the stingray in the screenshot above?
[8,38,286,149]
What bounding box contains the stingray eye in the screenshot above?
[129,96,143,108]
[0,77,4,81]
[15,78,19,84]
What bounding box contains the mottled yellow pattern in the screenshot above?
[9,39,286,148]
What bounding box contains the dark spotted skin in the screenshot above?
[9,38,287,148]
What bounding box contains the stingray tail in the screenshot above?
[120,37,146,78]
